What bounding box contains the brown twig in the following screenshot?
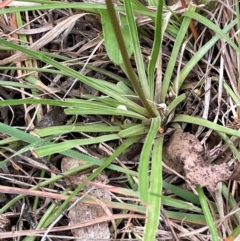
[0,185,145,213]
[0,214,145,239]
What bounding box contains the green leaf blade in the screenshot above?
[143,137,163,241]
[138,116,161,202]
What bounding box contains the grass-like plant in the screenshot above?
[1,0,240,240]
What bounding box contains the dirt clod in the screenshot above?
[163,129,233,191]
[61,157,111,241]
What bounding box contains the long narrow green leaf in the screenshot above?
[33,124,124,137]
[0,3,157,20]
[148,0,163,98]
[165,211,206,225]
[0,98,109,108]
[163,182,200,205]
[143,137,163,241]
[197,186,219,241]
[161,4,196,102]
[138,116,161,202]
[65,108,147,120]
[172,114,240,138]
[0,39,148,116]
[35,134,120,157]
[162,195,202,213]
[124,0,150,100]
[0,3,119,15]
[0,122,137,176]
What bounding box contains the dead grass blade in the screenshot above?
[0,13,90,65]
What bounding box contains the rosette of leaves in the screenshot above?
[1,0,240,241]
